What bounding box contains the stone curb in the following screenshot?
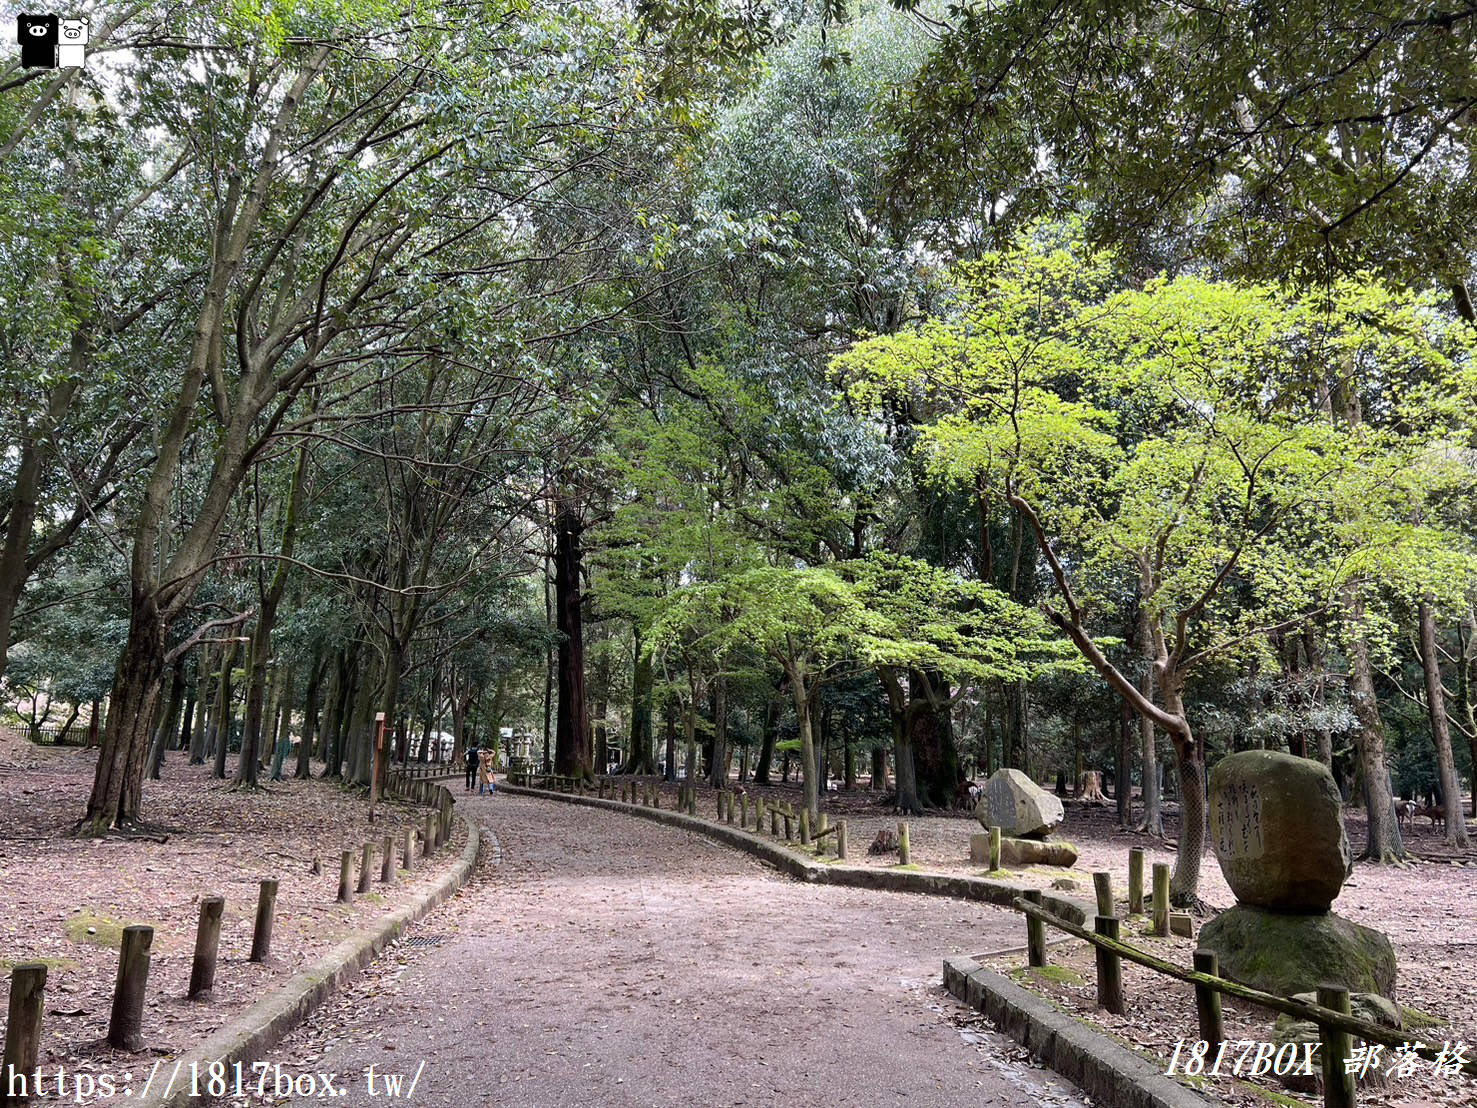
[498,782,1094,925]
[134,813,482,1108]
[943,956,1221,1108]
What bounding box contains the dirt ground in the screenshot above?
[619,774,1477,1108]
[0,734,465,1092]
[253,792,1091,1108]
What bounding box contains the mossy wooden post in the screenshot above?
[107,925,153,1051]
[1094,915,1124,1014]
[1151,863,1170,936]
[817,812,829,854]
[799,808,811,845]
[837,820,848,860]
[740,794,750,829]
[1317,984,1356,1108]
[715,790,723,818]
[187,897,225,999]
[1023,889,1046,967]
[403,827,415,872]
[381,834,396,884]
[726,793,736,825]
[652,785,660,809]
[423,812,435,857]
[755,796,765,829]
[4,962,47,1087]
[770,808,780,835]
[1128,848,1145,915]
[783,807,792,840]
[357,843,374,894]
[1092,871,1113,917]
[337,851,354,903]
[988,826,1001,870]
[250,879,277,963]
[1192,949,1224,1045]
[897,821,910,865]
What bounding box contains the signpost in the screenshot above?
[369,711,386,823]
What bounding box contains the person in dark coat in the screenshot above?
[464,740,479,792]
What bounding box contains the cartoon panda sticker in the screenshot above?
[17,13,59,68]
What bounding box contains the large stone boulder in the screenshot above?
[974,769,1064,839]
[1199,904,1397,1000]
[1209,750,1352,912]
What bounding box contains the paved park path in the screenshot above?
[262,793,1087,1108]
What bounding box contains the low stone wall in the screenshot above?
[943,955,1217,1108]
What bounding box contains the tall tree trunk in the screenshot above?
[1116,697,1134,828]
[83,590,164,831]
[1137,613,1163,836]
[708,676,728,789]
[1345,589,1406,862]
[0,378,78,687]
[146,662,186,781]
[1419,600,1469,848]
[1160,680,1207,909]
[269,665,295,781]
[664,709,677,783]
[188,657,210,764]
[870,744,887,791]
[552,498,590,778]
[1302,626,1335,767]
[296,654,323,779]
[210,639,239,780]
[791,675,819,818]
[754,694,778,785]
[622,627,655,774]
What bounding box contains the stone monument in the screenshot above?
[1199,750,1396,998]
[973,768,1077,868]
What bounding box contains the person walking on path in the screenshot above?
[464,741,479,792]
[479,746,497,796]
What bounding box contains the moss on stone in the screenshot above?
[64,910,137,947]
[1400,1005,1447,1029]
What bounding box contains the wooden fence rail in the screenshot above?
[1013,895,1477,1108]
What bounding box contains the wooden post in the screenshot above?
[4,963,47,1088]
[250,879,277,963]
[1092,871,1114,917]
[1023,889,1046,968]
[726,793,735,825]
[1094,915,1124,1014]
[837,820,848,860]
[740,794,750,828]
[771,809,780,835]
[337,851,354,902]
[357,843,374,894]
[756,796,765,829]
[783,808,793,840]
[1128,848,1145,915]
[652,785,660,809]
[381,835,396,884]
[107,925,153,1051]
[817,812,828,854]
[1151,863,1170,936]
[988,825,1001,870]
[187,897,225,998]
[1317,984,1356,1108]
[403,827,415,872]
[423,812,435,857]
[799,809,811,845]
[369,712,386,823]
[1192,949,1224,1045]
[716,790,724,818]
[898,821,910,865]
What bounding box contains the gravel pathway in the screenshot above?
[261,792,1089,1108]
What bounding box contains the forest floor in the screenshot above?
[0,733,468,1094]
[613,774,1476,1108]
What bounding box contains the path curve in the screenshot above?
[260,792,1089,1108]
